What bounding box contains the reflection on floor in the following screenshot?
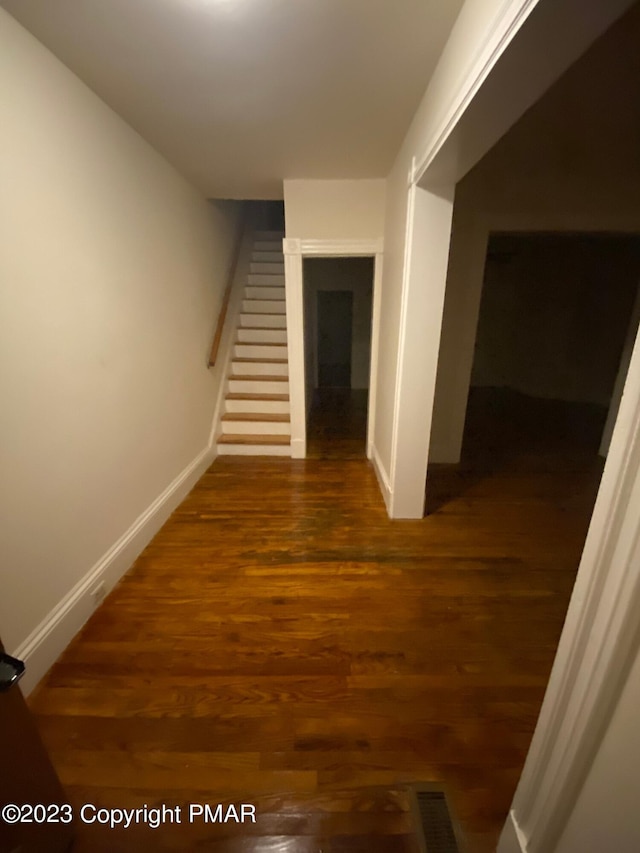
[307,388,369,459]
[27,387,605,852]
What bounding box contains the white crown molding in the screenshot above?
[410,0,540,186]
[283,237,383,257]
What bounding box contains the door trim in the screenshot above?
[283,238,383,459]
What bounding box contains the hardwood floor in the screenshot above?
[307,388,368,459]
[28,391,604,852]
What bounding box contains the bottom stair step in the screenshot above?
[218,433,290,445]
[217,432,292,456]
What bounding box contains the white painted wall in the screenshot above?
[0,9,242,688]
[284,180,386,241]
[552,646,640,852]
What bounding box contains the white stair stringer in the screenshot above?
[216,231,291,457]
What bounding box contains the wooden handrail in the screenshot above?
[208,213,246,367]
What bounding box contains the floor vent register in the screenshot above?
[411,786,463,853]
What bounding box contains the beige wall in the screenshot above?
[284,179,386,241]
[553,647,640,852]
[0,10,241,673]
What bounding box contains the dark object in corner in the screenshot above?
[0,652,25,692]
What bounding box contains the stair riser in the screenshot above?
[238,315,286,331]
[225,399,290,414]
[217,443,291,457]
[242,300,286,315]
[229,379,289,394]
[232,361,289,377]
[254,240,282,252]
[235,344,288,359]
[248,273,285,286]
[237,329,287,344]
[221,421,291,436]
[250,262,285,275]
[252,251,284,263]
[245,286,285,301]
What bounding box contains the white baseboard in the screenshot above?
[371,445,393,514]
[290,437,305,459]
[14,445,214,696]
[497,811,528,853]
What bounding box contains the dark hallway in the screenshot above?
[303,258,374,459]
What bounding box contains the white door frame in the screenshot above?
[391,0,640,850]
[282,238,384,459]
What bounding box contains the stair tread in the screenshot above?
[238,326,287,332]
[222,413,290,422]
[236,340,287,345]
[233,357,288,364]
[226,393,290,401]
[218,433,290,445]
[230,374,289,382]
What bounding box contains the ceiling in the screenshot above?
[1,0,464,198]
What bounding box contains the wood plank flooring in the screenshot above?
[307,388,368,460]
[28,391,604,852]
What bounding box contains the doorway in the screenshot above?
[464,232,640,469]
[428,232,640,513]
[303,257,374,458]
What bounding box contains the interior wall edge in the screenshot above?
[370,444,393,515]
[498,810,529,853]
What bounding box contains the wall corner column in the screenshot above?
[389,182,455,518]
[283,238,306,458]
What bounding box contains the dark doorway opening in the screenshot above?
[317,290,353,388]
[428,232,640,513]
[303,257,374,459]
[466,232,640,462]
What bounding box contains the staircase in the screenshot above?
[216,231,291,456]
